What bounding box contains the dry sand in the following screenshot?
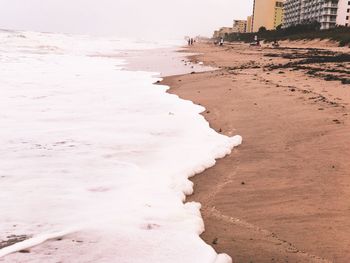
[162,42,350,263]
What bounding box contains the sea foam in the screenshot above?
[0,30,242,263]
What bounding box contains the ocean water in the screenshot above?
[0,30,242,263]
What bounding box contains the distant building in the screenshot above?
[284,0,347,29]
[232,20,247,33]
[252,0,285,32]
[246,16,253,32]
[337,0,350,26]
[283,0,302,28]
[274,1,285,28]
[301,0,338,29]
[213,27,233,38]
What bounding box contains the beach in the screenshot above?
[162,41,350,262]
[1,29,350,262]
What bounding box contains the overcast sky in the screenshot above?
[0,0,253,39]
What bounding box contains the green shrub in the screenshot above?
[225,24,350,47]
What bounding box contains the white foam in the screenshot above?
[0,30,241,263]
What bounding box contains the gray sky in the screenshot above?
[0,0,253,39]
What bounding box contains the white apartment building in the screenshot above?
[302,0,338,29]
[284,0,302,27]
[284,0,347,29]
[336,0,350,26]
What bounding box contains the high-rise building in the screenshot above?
[284,0,346,29]
[274,1,285,28]
[301,0,338,29]
[246,16,253,32]
[252,0,285,32]
[232,20,248,33]
[283,0,302,27]
[336,0,350,26]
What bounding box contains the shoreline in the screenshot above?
[162,41,350,262]
[0,38,238,262]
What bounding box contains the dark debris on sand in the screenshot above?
[264,49,350,84]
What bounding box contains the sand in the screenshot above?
[162,42,350,263]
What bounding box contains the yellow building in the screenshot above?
[213,27,233,38]
[232,20,247,33]
[252,0,285,32]
[274,1,284,29]
[246,16,253,33]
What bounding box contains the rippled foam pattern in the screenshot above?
[0,30,242,263]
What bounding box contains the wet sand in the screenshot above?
[121,47,214,77]
[162,42,350,263]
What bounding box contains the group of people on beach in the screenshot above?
[188,38,195,46]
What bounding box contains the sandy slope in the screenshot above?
[162,42,350,263]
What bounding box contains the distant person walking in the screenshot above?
[219,37,224,46]
[188,38,194,46]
